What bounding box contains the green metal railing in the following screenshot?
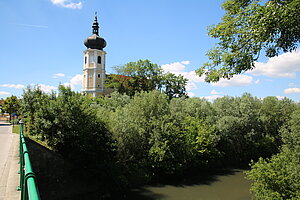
[18,122,40,200]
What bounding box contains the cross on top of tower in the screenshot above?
[92,12,99,35]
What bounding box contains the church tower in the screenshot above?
[82,14,107,97]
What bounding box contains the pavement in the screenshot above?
[0,122,21,200]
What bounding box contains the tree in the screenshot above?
[21,85,114,169]
[246,108,300,200]
[20,86,52,132]
[107,91,173,183]
[106,59,188,98]
[197,0,300,82]
[182,116,220,168]
[0,99,4,114]
[2,95,20,122]
[162,72,188,100]
[106,59,162,96]
[259,96,297,146]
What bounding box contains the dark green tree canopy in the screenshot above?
[197,0,300,82]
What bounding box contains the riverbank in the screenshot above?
[26,132,253,200]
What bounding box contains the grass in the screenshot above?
[11,124,51,149]
[27,134,52,150]
[12,125,20,134]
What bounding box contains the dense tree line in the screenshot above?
[19,86,299,198]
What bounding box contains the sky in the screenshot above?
[0,0,299,101]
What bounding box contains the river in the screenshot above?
[124,169,252,200]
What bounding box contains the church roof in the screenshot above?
[84,14,106,50]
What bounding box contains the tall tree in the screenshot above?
[106,59,188,98]
[197,0,300,82]
[2,95,20,122]
[106,59,162,96]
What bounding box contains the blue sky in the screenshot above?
[0,0,299,101]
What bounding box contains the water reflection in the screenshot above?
[124,169,252,200]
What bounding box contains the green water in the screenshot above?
[125,169,252,200]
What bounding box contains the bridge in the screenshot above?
[0,122,40,200]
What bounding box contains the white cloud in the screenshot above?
[161,61,205,83]
[210,89,221,95]
[0,91,10,95]
[37,84,56,93]
[62,82,71,88]
[58,74,82,90]
[188,92,196,97]
[181,61,190,65]
[284,87,300,94]
[211,74,253,87]
[186,81,197,91]
[70,74,82,89]
[249,49,300,78]
[182,71,205,83]
[161,61,205,93]
[50,0,83,9]
[53,73,65,78]
[0,84,24,89]
[276,96,287,100]
[201,95,223,101]
[161,61,187,73]
[255,79,260,84]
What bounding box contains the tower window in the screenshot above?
[98,73,101,78]
[90,74,93,78]
[98,56,101,64]
[85,56,87,64]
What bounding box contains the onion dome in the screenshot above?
[84,14,106,50]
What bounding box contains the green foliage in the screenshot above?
[213,94,292,163]
[247,149,300,200]
[247,108,300,200]
[20,86,50,132]
[259,96,297,144]
[19,86,299,196]
[182,116,220,167]
[20,85,114,169]
[106,59,162,96]
[108,91,170,169]
[105,91,219,179]
[281,109,300,149]
[198,0,300,82]
[162,72,188,99]
[2,95,20,121]
[106,59,188,98]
